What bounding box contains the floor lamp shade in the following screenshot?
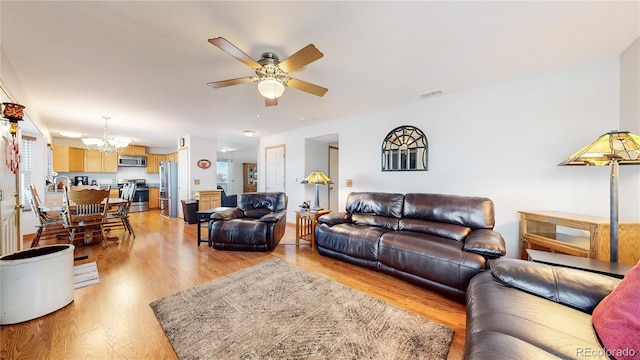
[301,171,333,211]
[559,131,640,262]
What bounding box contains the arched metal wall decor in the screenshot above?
[381,125,428,171]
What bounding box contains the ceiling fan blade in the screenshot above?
[265,97,278,107]
[208,37,262,70]
[278,44,324,74]
[285,78,328,97]
[207,77,257,88]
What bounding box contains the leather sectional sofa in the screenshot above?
[464,258,624,359]
[315,192,506,300]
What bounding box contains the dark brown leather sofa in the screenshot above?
[208,192,287,251]
[315,192,506,300]
[464,258,621,359]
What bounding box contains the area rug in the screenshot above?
[150,258,454,359]
[73,262,100,289]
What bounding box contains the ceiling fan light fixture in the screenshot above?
[258,78,285,99]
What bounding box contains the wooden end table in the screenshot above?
[295,210,330,250]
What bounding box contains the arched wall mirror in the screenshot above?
[381,125,428,171]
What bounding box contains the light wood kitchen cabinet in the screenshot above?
[52,145,84,172]
[83,151,118,173]
[120,145,146,156]
[166,152,177,162]
[149,187,160,209]
[145,153,168,173]
[243,163,257,192]
[194,190,222,211]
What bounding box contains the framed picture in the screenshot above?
[197,159,211,169]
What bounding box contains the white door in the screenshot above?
[0,117,21,255]
[265,145,285,192]
[328,146,339,212]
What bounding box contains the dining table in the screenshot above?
[39,197,128,212]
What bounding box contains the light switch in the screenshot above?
[194,179,200,185]
[346,179,353,187]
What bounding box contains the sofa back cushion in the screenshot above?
[238,192,287,219]
[399,218,471,241]
[403,193,495,230]
[346,192,404,230]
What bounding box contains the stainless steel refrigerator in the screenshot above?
[159,161,178,218]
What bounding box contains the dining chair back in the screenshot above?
[105,183,137,237]
[25,184,68,247]
[63,187,110,245]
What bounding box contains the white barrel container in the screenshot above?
[1,244,75,325]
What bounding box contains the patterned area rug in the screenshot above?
[73,262,100,289]
[150,258,453,359]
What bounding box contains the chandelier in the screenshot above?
[81,116,131,153]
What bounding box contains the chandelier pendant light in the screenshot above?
[81,116,132,153]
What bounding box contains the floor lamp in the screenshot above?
[559,131,640,263]
[301,171,332,211]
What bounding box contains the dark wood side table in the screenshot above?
[526,249,633,279]
[196,207,232,246]
[296,210,330,250]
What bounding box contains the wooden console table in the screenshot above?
[295,210,330,250]
[519,210,640,265]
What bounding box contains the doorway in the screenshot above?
[265,145,286,192]
[328,145,339,212]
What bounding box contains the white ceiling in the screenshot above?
[2,1,638,151]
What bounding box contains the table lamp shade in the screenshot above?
[301,171,332,211]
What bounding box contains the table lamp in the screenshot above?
[301,171,332,211]
[559,130,640,262]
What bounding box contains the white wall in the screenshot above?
[619,38,640,218]
[261,56,630,258]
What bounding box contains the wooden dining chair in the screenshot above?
[105,183,136,237]
[25,184,68,248]
[63,187,111,245]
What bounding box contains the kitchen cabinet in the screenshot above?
[243,163,257,192]
[194,190,222,211]
[149,187,160,209]
[52,145,84,172]
[120,145,146,156]
[145,153,168,174]
[84,151,118,173]
[166,152,177,162]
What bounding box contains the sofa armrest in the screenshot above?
[463,229,506,258]
[317,212,352,226]
[491,258,621,314]
[260,209,287,224]
[211,208,243,221]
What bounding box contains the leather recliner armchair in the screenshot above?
[208,192,287,251]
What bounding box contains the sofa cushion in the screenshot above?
[352,214,399,231]
[403,193,495,229]
[491,258,620,314]
[345,192,404,218]
[398,218,470,241]
[315,223,389,261]
[592,261,640,360]
[379,231,485,290]
[462,229,506,258]
[465,270,610,359]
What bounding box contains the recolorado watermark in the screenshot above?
[576,347,637,358]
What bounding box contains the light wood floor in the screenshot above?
[2,210,466,359]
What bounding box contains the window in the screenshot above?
[381,125,428,171]
[217,159,230,192]
[21,137,34,210]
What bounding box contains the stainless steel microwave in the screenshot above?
[118,155,147,167]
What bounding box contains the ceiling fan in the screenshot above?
[207,37,328,107]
